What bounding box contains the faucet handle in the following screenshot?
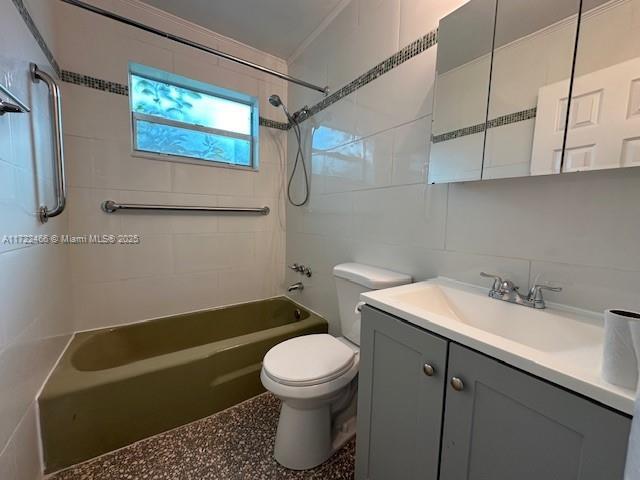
[528,284,562,300]
[480,272,503,291]
[527,284,562,308]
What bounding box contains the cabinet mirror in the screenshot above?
[562,0,640,173]
[429,0,595,183]
[483,0,581,179]
[428,0,496,184]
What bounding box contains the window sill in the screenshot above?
[131,149,260,172]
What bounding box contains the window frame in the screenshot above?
[128,63,260,171]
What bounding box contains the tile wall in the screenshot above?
[0,2,73,477]
[286,0,640,333]
[1,0,293,475]
[41,0,291,331]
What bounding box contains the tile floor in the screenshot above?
[48,393,356,480]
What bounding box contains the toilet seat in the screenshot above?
[263,334,355,387]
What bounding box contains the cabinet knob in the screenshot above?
[423,363,435,376]
[450,377,464,391]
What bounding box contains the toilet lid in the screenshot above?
[263,334,356,386]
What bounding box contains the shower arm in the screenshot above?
[60,0,330,96]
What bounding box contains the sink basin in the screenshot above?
[361,277,634,414]
[388,282,602,353]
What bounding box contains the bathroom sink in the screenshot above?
[361,277,635,415]
[386,282,601,353]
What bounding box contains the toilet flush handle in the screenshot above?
[355,301,366,314]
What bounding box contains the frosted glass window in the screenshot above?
[129,66,258,168]
[135,121,251,166]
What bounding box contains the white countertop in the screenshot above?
[361,277,635,415]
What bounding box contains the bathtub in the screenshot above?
[39,297,327,473]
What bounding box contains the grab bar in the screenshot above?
[0,83,31,115]
[101,200,270,215]
[32,64,66,223]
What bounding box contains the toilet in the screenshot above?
[260,263,412,470]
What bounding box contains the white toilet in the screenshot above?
[260,263,412,470]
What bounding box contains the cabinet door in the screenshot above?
[441,343,631,480]
[355,306,448,480]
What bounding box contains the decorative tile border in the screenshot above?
[432,107,537,144]
[295,29,439,124]
[11,0,61,76]
[61,70,129,95]
[432,123,487,144]
[258,117,290,131]
[61,69,290,130]
[12,0,438,133]
[487,107,537,129]
[11,1,289,131]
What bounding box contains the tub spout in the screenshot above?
[288,282,304,292]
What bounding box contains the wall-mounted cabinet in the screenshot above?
[429,0,497,183]
[355,306,631,480]
[428,0,640,183]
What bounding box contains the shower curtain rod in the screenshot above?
[60,0,330,95]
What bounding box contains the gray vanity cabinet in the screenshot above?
[355,305,448,480]
[356,307,632,480]
[440,343,631,480]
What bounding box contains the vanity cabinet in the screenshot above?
[441,343,630,480]
[356,306,632,480]
[355,305,448,480]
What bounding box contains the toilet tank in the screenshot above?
[333,263,412,346]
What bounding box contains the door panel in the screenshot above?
[355,306,448,480]
[441,343,631,480]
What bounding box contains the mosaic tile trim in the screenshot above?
[486,107,537,129]
[295,29,439,124]
[11,0,61,76]
[432,107,537,144]
[13,0,438,133]
[60,70,289,130]
[432,123,488,144]
[12,0,288,130]
[258,117,290,130]
[61,70,129,95]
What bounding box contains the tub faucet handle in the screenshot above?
[289,263,312,277]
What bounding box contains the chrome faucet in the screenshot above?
[480,272,562,309]
[288,282,304,292]
[288,263,312,278]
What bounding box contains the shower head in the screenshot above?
[269,93,296,124]
[268,94,283,108]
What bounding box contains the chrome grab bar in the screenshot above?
[101,200,270,216]
[32,64,66,223]
[0,83,31,115]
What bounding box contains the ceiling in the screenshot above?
[139,0,344,60]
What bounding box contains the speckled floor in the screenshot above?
[48,393,355,480]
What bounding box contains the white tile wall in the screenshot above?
[3,0,637,472]
[44,0,289,331]
[287,0,640,332]
[0,3,72,478]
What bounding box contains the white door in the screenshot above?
[532,57,640,174]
